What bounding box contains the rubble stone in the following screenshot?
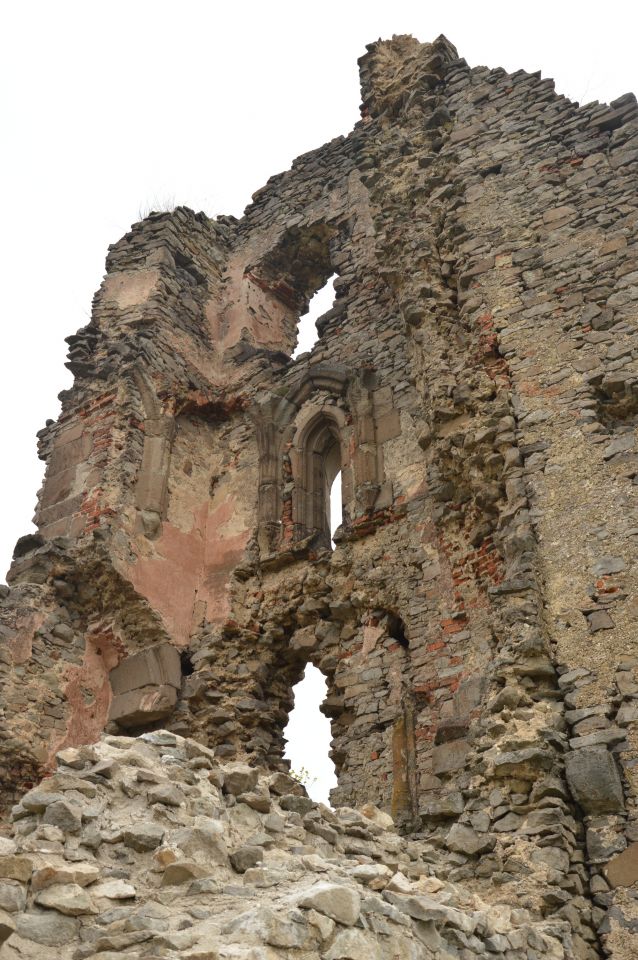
[565,748,625,814]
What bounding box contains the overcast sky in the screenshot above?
[2,0,637,801]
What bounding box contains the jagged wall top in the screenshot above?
[358,34,459,120]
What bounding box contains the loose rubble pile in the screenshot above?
[0,732,571,960]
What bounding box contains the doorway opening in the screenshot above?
[283,663,337,806]
[292,274,337,359]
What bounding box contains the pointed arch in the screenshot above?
[291,407,348,548]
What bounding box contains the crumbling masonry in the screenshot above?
[1,33,638,960]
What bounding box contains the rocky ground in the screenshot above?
[0,731,573,959]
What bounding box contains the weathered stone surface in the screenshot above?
[298,882,361,926]
[222,764,259,796]
[605,842,638,888]
[384,891,477,934]
[171,821,228,864]
[42,799,82,833]
[161,862,211,886]
[0,732,584,960]
[491,747,554,780]
[230,845,263,873]
[279,794,315,815]
[91,879,136,899]
[32,862,100,890]
[223,906,308,948]
[109,684,178,728]
[324,927,383,959]
[421,792,464,820]
[116,822,165,852]
[34,882,97,916]
[268,772,306,797]
[445,823,495,856]
[110,643,181,695]
[0,908,15,946]
[0,881,26,913]
[16,910,79,945]
[431,740,469,775]
[0,856,32,883]
[565,748,625,814]
[147,783,185,807]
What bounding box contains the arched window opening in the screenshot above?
[283,663,337,806]
[297,417,342,550]
[292,274,337,360]
[330,470,342,547]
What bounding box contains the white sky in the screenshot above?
[2,0,637,800]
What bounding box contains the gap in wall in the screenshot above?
[330,470,342,548]
[291,274,336,359]
[283,663,338,806]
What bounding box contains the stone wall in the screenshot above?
[1,33,638,958]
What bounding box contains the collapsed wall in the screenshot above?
[0,729,572,960]
[1,32,638,959]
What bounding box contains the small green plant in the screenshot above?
[289,766,317,790]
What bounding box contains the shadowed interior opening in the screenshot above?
[180,651,194,676]
[387,612,408,649]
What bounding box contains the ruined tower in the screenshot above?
[1,34,638,959]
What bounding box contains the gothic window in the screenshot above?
[294,415,343,548]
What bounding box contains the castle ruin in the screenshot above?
[1,33,638,960]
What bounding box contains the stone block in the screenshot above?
[34,883,97,916]
[161,862,211,886]
[230,845,263,873]
[0,857,32,883]
[16,911,78,946]
[434,718,469,744]
[47,431,91,477]
[420,791,464,820]
[39,466,76,509]
[586,610,614,632]
[431,740,469,775]
[298,882,361,926]
[0,881,26,913]
[109,643,181,695]
[375,409,401,443]
[491,747,554,781]
[37,493,84,527]
[446,823,495,856]
[0,909,15,946]
[453,676,485,716]
[605,842,638,887]
[109,684,177,729]
[564,747,625,815]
